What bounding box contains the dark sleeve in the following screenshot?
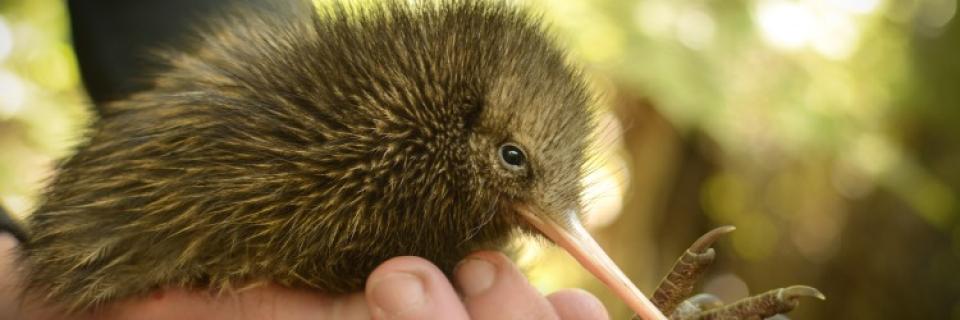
[68,0,234,109]
[0,206,27,244]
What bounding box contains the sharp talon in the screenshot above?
[780,285,826,301]
[678,285,824,320]
[651,226,733,315]
[689,225,736,253]
[641,226,822,320]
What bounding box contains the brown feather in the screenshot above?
[22,0,594,312]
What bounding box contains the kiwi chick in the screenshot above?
[22,0,596,313]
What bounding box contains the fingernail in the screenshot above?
[370,272,425,316]
[455,258,497,297]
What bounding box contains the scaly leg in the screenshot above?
[652,226,735,315]
[635,226,824,320]
[674,286,824,320]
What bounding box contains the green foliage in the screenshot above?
[1,0,958,318]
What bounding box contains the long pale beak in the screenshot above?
[517,207,667,320]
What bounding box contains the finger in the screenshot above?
[547,289,609,320]
[321,291,372,319]
[455,251,560,320]
[365,256,469,320]
[98,284,369,320]
[0,234,73,320]
[0,233,21,319]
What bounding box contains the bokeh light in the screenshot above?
[2,0,959,319]
[0,16,12,61]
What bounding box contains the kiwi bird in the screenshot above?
[21,1,667,319]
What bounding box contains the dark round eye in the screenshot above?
[498,143,527,170]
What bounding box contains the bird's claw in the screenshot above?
[635,226,824,320]
[673,285,825,320]
[647,226,734,316]
[687,225,737,253]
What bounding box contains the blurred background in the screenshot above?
[0,0,957,318]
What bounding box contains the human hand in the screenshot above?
[0,233,608,319]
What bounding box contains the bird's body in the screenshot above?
[22,0,599,313]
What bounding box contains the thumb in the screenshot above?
[366,256,469,320]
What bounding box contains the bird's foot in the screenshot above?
[635,226,824,320]
[669,285,824,320]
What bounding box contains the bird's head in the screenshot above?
[324,2,666,318]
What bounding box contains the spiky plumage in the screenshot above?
[23,0,594,312]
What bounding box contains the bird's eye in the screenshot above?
[498,143,527,171]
